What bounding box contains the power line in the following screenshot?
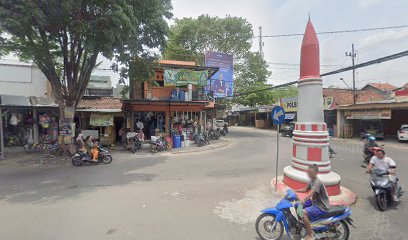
[258,24,408,38]
[231,49,408,98]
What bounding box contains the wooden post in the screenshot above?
[33,108,39,144]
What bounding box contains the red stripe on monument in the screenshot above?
[307,147,322,161]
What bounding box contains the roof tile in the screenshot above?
[78,97,122,110]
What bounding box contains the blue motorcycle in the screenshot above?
[255,190,354,240]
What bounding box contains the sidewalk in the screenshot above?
[331,137,408,150]
[112,138,230,155]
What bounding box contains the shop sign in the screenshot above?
[204,51,234,98]
[64,106,75,119]
[280,96,298,112]
[280,96,336,112]
[59,120,73,136]
[346,110,391,120]
[90,113,114,126]
[164,68,208,86]
[324,96,335,110]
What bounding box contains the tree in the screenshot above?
[233,52,273,106]
[163,14,253,64]
[0,0,172,120]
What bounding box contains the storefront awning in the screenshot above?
[285,112,296,120]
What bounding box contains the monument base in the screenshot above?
[272,176,357,206]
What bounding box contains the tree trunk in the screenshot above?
[58,104,76,156]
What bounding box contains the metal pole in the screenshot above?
[275,124,280,191]
[352,44,356,104]
[0,108,4,160]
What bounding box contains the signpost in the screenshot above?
[271,106,286,191]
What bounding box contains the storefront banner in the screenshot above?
[90,113,114,126]
[281,96,335,112]
[280,96,298,112]
[59,120,73,136]
[324,96,335,110]
[346,110,392,119]
[164,68,208,86]
[205,51,234,98]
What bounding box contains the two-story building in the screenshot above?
[123,60,218,139]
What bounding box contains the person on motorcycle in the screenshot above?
[367,149,399,202]
[295,164,330,240]
[363,136,378,161]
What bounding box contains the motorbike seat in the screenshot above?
[320,206,347,218]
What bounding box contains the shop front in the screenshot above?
[0,95,59,159]
[337,100,408,139]
[77,97,124,146]
[123,100,210,140]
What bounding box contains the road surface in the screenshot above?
[0,127,407,239]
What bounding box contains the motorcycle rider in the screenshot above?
[363,136,378,162]
[367,148,399,202]
[295,164,330,240]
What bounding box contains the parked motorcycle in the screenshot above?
[151,139,171,153]
[71,144,112,166]
[218,127,226,137]
[223,123,229,134]
[256,189,354,240]
[329,145,336,158]
[131,137,142,154]
[198,132,210,147]
[369,168,403,211]
[209,129,220,140]
[281,123,294,137]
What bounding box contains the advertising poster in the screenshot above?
[90,113,114,126]
[164,68,208,86]
[204,51,234,98]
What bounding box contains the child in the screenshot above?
[91,141,99,162]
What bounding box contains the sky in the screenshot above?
[170,0,408,89]
[1,0,407,90]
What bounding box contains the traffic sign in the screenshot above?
[271,106,286,125]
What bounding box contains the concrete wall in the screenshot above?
[0,64,50,98]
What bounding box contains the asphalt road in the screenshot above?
[0,127,407,240]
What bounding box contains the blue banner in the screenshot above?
[205,51,234,98]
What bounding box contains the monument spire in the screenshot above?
[300,19,320,80]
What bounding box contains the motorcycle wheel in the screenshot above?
[334,220,350,240]
[255,213,284,240]
[72,157,83,167]
[102,155,113,164]
[376,192,388,211]
[132,145,137,154]
[151,146,159,153]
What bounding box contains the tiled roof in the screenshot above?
[323,88,385,107]
[159,59,196,66]
[78,97,122,111]
[365,83,397,91]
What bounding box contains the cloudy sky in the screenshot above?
[170,0,408,89]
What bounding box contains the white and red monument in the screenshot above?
[274,18,356,205]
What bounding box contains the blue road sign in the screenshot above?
[271,106,286,125]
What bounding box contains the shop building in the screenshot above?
[123,60,218,139]
[77,97,124,146]
[337,90,408,139]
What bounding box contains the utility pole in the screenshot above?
[346,44,357,104]
[259,26,264,58]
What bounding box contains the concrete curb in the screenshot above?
[271,176,357,206]
[171,138,230,155]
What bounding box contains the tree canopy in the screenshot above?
[0,0,172,116]
[162,14,298,107]
[163,14,253,64]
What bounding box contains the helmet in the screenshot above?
[368,136,376,141]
